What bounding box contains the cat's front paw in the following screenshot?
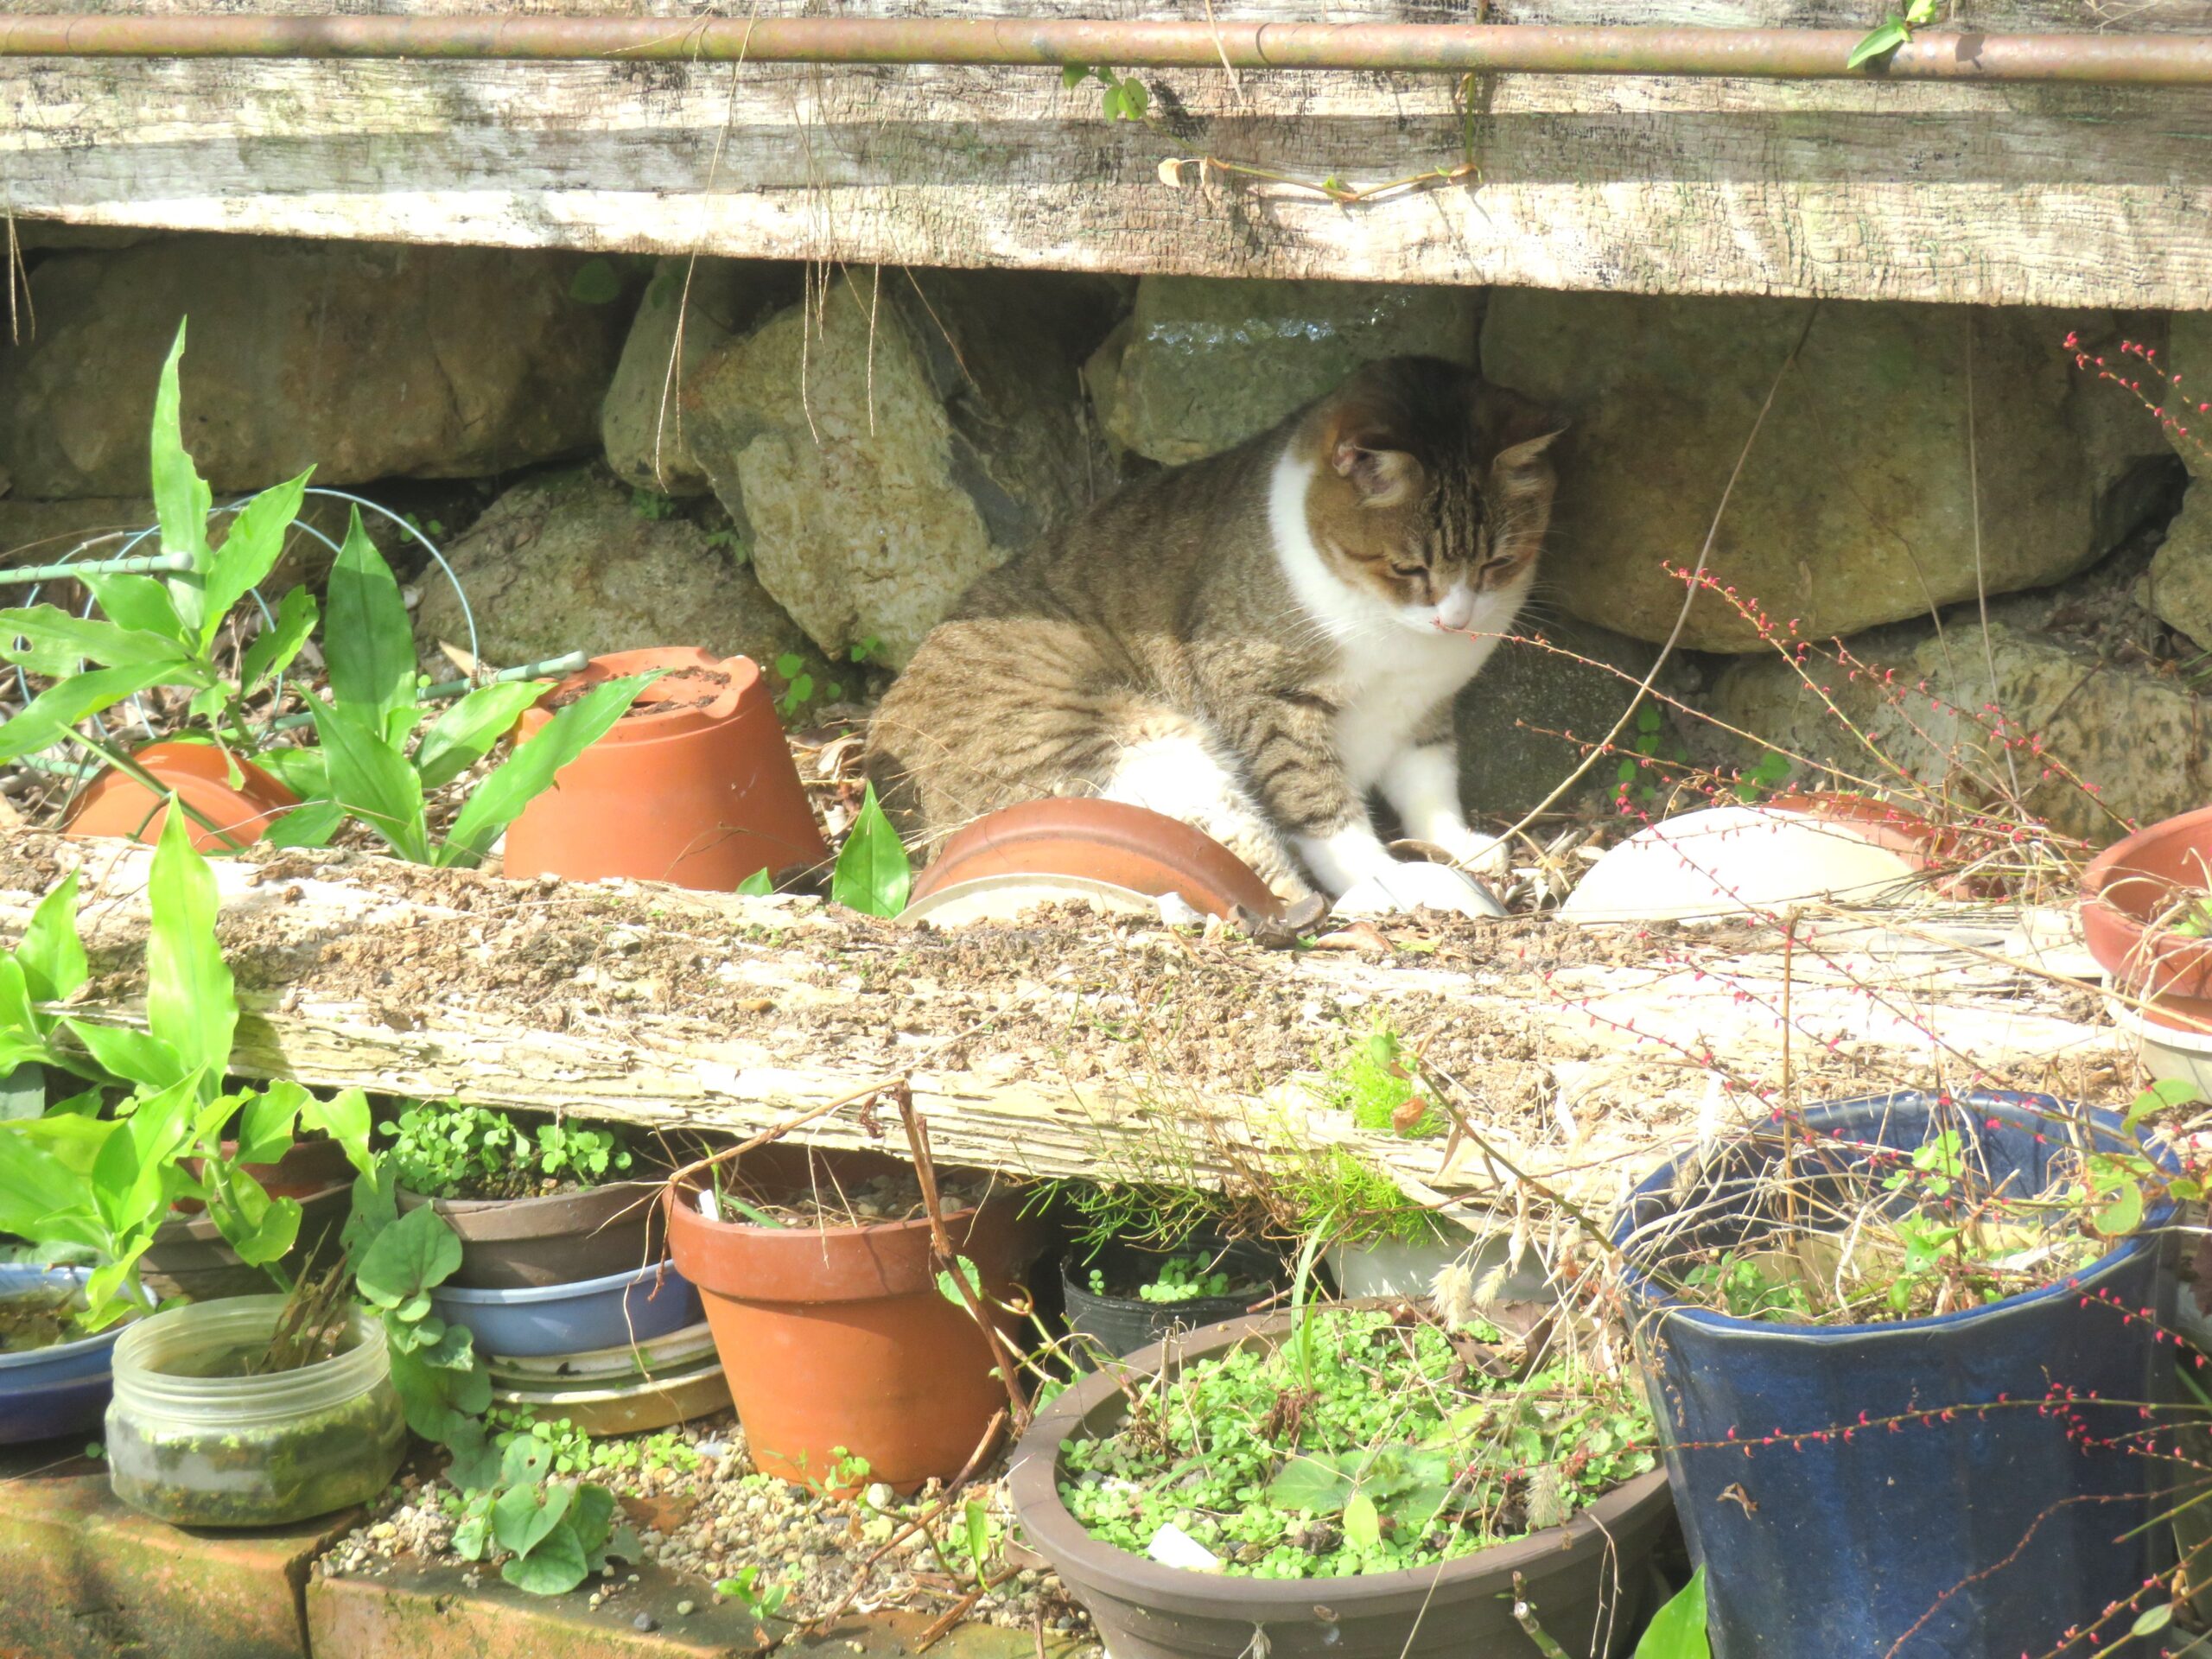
[1333,861,1507,921]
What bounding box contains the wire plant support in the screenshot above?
[2,487,490,790]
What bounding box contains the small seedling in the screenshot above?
[1062,61,1151,120]
[773,652,815,718]
[716,1564,793,1622]
[1847,0,1939,69]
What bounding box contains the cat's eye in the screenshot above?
[1389,563,1425,578]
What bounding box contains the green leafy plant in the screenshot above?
[1847,0,1938,69]
[486,1411,700,1480]
[848,636,884,666]
[715,1564,794,1623]
[1279,1147,1445,1246]
[349,1185,491,1444]
[1033,1179,1235,1264]
[1735,749,1793,804]
[1672,1091,2202,1327]
[448,1432,639,1595]
[0,810,373,1332]
[1633,1568,1711,1658]
[831,783,912,918]
[630,488,677,522]
[772,652,815,719]
[1089,1254,1233,1304]
[1313,1019,1440,1139]
[380,1099,632,1201]
[1062,61,1150,120]
[1616,701,1690,810]
[264,513,657,864]
[1682,1255,1814,1323]
[0,321,319,806]
[1060,1306,1656,1579]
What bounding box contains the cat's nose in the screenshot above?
[1436,584,1477,631]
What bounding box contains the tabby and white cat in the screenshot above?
[865,355,1561,906]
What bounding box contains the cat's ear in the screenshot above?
[1482,386,1567,474]
[1329,436,1424,508]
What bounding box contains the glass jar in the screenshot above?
[106,1295,408,1527]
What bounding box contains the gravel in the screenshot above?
[316,1412,1098,1649]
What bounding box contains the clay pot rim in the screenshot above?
[395,1178,665,1243]
[910,798,1283,923]
[2083,804,2212,951]
[661,1178,988,1247]
[519,647,760,746]
[1006,1305,1674,1618]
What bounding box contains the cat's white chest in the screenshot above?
[1330,629,1492,790]
[1268,449,1510,790]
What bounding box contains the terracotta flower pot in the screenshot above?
[139,1182,353,1304]
[907,798,1283,922]
[664,1147,1032,1491]
[2082,803,2212,1033]
[502,647,827,892]
[64,740,298,851]
[173,1136,355,1215]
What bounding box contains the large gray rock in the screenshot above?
[1452,617,1658,818]
[683,268,1109,667]
[2140,314,2212,647]
[414,466,828,684]
[1099,277,1480,465]
[1709,618,2205,842]
[601,258,800,498]
[1483,295,2167,653]
[2142,481,2212,649]
[0,237,629,496]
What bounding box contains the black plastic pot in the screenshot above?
[1008,1309,1675,1659]
[139,1183,352,1303]
[397,1180,665,1290]
[1059,1239,1282,1362]
[1614,1090,2180,1659]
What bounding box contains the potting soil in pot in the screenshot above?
[704,1167,993,1226]
[1059,1306,1656,1578]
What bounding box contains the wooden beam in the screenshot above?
[4,0,2211,307]
[0,833,2130,1219]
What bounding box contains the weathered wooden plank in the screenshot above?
[0,834,2133,1226]
[4,0,2210,306]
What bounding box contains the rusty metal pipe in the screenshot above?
[2,14,2210,84]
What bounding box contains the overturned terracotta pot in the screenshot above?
[907,799,1281,922]
[502,647,828,892]
[66,740,299,851]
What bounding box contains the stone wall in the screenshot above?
[0,232,2199,837]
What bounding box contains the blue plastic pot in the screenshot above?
[429,1260,700,1360]
[1614,1092,2179,1659]
[0,1265,131,1444]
